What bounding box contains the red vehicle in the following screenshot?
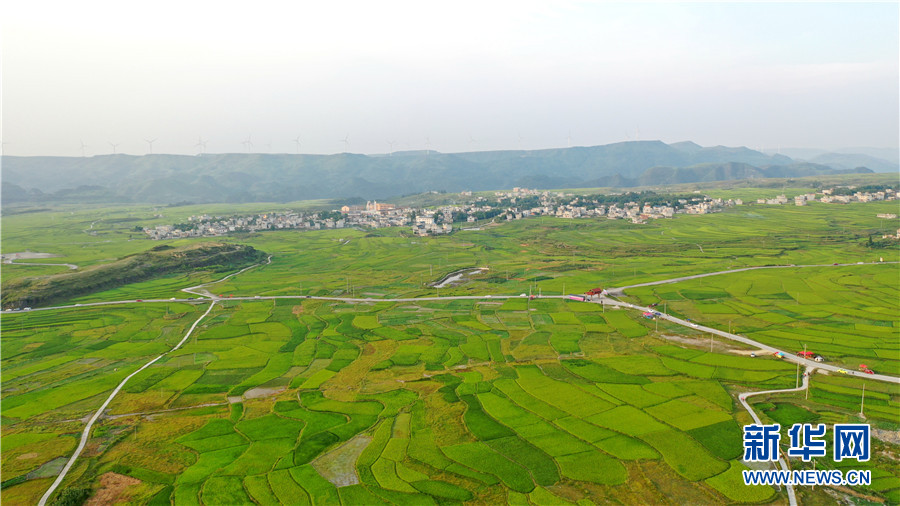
[862,369,875,375]
[585,288,604,298]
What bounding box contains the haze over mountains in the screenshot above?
[2,141,893,205]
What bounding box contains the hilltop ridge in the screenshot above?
[2,141,887,205]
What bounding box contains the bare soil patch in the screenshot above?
[243,386,285,399]
[312,434,371,487]
[85,472,142,506]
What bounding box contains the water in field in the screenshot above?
[432,267,487,288]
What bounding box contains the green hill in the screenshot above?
[1,243,267,308]
[1,141,873,205]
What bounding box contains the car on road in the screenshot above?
[862,369,875,375]
[136,300,143,302]
[75,303,82,306]
[254,295,260,298]
[170,297,176,300]
[837,369,848,374]
[485,295,492,298]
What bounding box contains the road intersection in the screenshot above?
[20,258,896,504]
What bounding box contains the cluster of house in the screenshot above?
[146,185,895,240]
[144,212,339,240]
[496,197,740,224]
[757,187,897,206]
[412,214,454,236]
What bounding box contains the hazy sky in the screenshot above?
[3,1,898,157]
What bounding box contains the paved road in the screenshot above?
[605,261,899,296]
[597,297,900,385]
[20,258,898,503]
[736,368,812,506]
[3,259,79,270]
[37,301,219,506]
[8,260,898,384]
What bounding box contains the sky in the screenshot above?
[2,1,898,157]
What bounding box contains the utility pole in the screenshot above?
[796,361,800,389]
[562,283,565,296]
[663,302,667,315]
[859,384,865,417]
[710,334,714,352]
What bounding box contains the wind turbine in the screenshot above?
[80,140,88,157]
[386,140,395,156]
[195,136,207,154]
[424,136,431,158]
[109,142,119,154]
[242,135,253,153]
[468,134,477,150]
[293,135,302,154]
[340,134,350,152]
[144,138,156,154]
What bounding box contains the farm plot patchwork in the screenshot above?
[627,265,900,375]
[3,198,899,504]
[5,296,899,505]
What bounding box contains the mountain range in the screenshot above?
[2,141,892,205]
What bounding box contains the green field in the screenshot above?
[2,187,899,504]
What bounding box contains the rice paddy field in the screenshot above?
[2,190,899,505]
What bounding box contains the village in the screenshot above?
[145,185,897,240]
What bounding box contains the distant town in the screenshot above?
[145,185,898,240]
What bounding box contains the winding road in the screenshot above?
[7,258,896,504]
[2,259,79,270]
[36,296,221,505]
[735,367,812,506]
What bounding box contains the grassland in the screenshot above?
[1,187,898,504]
